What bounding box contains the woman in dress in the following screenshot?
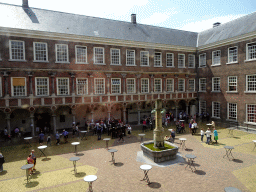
[127,125,132,138]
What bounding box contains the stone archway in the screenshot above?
[10,108,30,134]
[0,110,7,134]
[189,99,197,117]
[34,107,52,133]
[56,105,73,130]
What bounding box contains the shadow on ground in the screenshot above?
[148,182,161,189]
[194,170,206,175]
[25,181,39,188]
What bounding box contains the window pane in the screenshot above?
[76,46,87,63]
[34,42,47,61]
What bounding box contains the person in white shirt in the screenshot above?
[127,125,132,138]
[200,128,205,142]
[205,128,211,145]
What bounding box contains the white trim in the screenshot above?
[226,62,238,65]
[55,44,69,63]
[246,42,256,61]
[94,78,105,94]
[126,78,136,94]
[212,101,220,118]
[166,53,174,67]
[199,100,206,115]
[154,78,162,93]
[212,77,220,92]
[199,78,206,92]
[111,78,121,94]
[126,49,136,66]
[227,46,238,64]
[141,78,149,93]
[154,52,162,67]
[9,40,26,61]
[166,78,174,92]
[33,42,48,62]
[212,50,221,66]
[35,77,49,96]
[11,77,27,97]
[199,53,206,68]
[93,47,105,64]
[178,78,185,92]
[178,54,185,68]
[75,45,88,64]
[110,48,121,65]
[245,104,256,124]
[246,74,256,92]
[140,51,149,66]
[56,77,70,96]
[188,54,195,68]
[227,102,237,121]
[188,78,195,92]
[227,76,237,92]
[76,78,88,95]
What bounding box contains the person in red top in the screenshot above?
[27,154,34,175]
[143,119,147,132]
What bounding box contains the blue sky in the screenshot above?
[1,0,255,32]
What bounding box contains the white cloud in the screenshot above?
[180,14,246,32]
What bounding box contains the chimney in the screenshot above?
[131,14,136,24]
[213,22,221,28]
[22,0,29,8]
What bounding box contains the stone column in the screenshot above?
[70,72,76,96]
[48,72,56,96]
[123,103,126,124]
[5,113,11,135]
[149,74,154,93]
[52,113,57,134]
[153,99,164,148]
[26,71,34,96]
[106,73,112,94]
[30,112,35,136]
[185,74,189,92]
[2,71,10,97]
[186,103,189,115]
[88,73,93,95]
[121,73,127,94]
[174,74,179,92]
[72,109,76,124]
[137,103,141,125]
[135,74,141,94]
[162,74,167,93]
[175,105,178,120]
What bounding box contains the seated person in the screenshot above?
[164,135,170,141]
[170,129,175,142]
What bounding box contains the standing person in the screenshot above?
[4,128,8,142]
[0,152,5,172]
[47,134,51,146]
[76,124,80,138]
[72,123,76,138]
[14,127,19,137]
[213,128,218,143]
[170,129,175,143]
[143,119,147,132]
[55,131,60,145]
[200,128,205,142]
[117,130,125,143]
[27,155,34,175]
[63,129,68,143]
[39,132,44,145]
[192,121,198,134]
[205,128,211,145]
[127,125,132,138]
[189,120,193,133]
[97,125,102,140]
[31,150,36,172]
[85,120,88,132]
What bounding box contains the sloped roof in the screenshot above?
[198,11,256,47]
[0,3,198,47]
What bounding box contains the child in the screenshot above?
[205,128,211,145]
[0,152,5,172]
[27,155,34,175]
[171,129,175,143]
[56,131,60,145]
[200,128,205,142]
[47,134,51,146]
[127,125,132,138]
[31,150,36,172]
[213,128,218,143]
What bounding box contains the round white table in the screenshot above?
[108,149,118,164]
[38,145,47,157]
[252,140,256,151]
[224,187,242,192]
[103,138,111,149]
[71,142,80,155]
[24,137,33,147]
[69,157,80,174]
[21,164,34,183]
[206,123,212,129]
[84,175,97,192]
[179,138,187,150]
[185,154,196,172]
[223,146,235,160]
[80,131,87,140]
[138,134,146,143]
[140,164,152,184]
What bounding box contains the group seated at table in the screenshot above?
[176,121,185,134]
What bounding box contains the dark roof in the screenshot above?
[198,11,256,47]
[0,3,198,47]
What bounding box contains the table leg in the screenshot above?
[39,149,47,158]
[252,144,256,152]
[228,149,234,160]
[111,152,115,164]
[106,141,109,149]
[73,161,76,174]
[141,170,150,184]
[75,145,77,155]
[26,169,29,183]
[88,181,93,192]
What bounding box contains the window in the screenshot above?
[246,75,256,92]
[199,101,206,115]
[199,53,206,67]
[35,77,49,96]
[228,103,237,120]
[246,104,256,124]
[140,51,149,66]
[111,78,121,94]
[154,52,162,67]
[188,79,195,92]
[9,40,25,60]
[188,54,195,68]
[76,78,88,95]
[57,78,69,95]
[228,47,238,63]
[212,102,220,118]
[247,43,256,60]
[94,47,104,64]
[56,44,69,63]
[141,78,149,93]
[166,53,174,67]
[11,77,26,96]
[111,49,120,65]
[212,50,221,65]
[126,50,135,66]
[127,78,136,93]
[75,46,87,63]
[228,76,237,92]
[199,78,206,92]
[166,78,174,92]
[33,42,48,62]
[178,54,185,68]
[178,79,185,92]
[212,77,220,92]
[94,78,105,94]
[154,78,162,92]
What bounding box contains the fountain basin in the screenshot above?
[141,140,179,163]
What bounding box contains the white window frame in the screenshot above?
[246,104,256,124]
[246,42,256,61]
[11,77,27,97]
[178,54,185,68]
[76,78,88,95]
[154,78,162,92]
[166,53,174,67]
[75,45,87,64]
[57,78,69,96]
[126,78,136,94]
[199,100,206,115]
[55,44,69,63]
[199,53,206,68]
[141,78,149,93]
[110,48,121,65]
[227,46,238,64]
[227,103,237,121]
[188,54,195,68]
[212,101,220,118]
[212,77,221,92]
[140,51,149,66]
[199,78,206,92]
[9,40,25,61]
[227,76,237,92]
[111,78,121,94]
[166,78,174,92]
[94,78,105,94]
[33,42,48,62]
[94,47,105,65]
[188,79,195,92]
[178,78,185,92]
[154,52,162,67]
[246,74,256,92]
[126,49,135,66]
[35,77,49,96]
[212,50,221,66]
